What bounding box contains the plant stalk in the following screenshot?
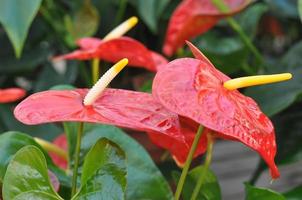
[174,125,204,200]
[92,58,100,85]
[71,122,84,197]
[211,0,264,65]
[190,135,214,200]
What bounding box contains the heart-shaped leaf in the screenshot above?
[80,124,173,200]
[0,131,70,188]
[245,183,285,200]
[0,0,42,57]
[172,166,221,200]
[2,145,63,200]
[72,138,127,199]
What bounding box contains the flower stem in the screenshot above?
[92,58,100,85]
[211,0,264,65]
[71,122,84,197]
[190,135,214,200]
[174,125,204,200]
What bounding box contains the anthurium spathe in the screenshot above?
[0,88,26,103]
[153,42,292,179]
[54,16,167,72]
[163,0,251,56]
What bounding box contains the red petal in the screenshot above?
[0,88,26,103]
[148,117,208,164]
[76,37,102,49]
[49,134,68,170]
[54,37,166,72]
[14,89,185,143]
[153,57,279,178]
[163,0,251,56]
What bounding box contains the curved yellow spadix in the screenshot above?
[223,73,292,90]
[83,58,128,106]
[103,16,138,41]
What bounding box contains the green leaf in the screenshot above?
[283,185,302,200]
[65,0,100,44]
[80,124,173,200]
[72,138,127,200]
[0,0,42,57]
[245,40,302,116]
[172,166,221,200]
[0,131,70,188]
[3,145,63,200]
[245,183,285,200]
[128,0,170,33]
[299,0,302,22]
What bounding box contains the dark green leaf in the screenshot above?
[0,0,42,57]
[172,166,221,200]
[245,183,285,200]
[72,138,127,200]
[264,0,299,18]
[0,44,50,74]
[2,145,62,200]
[80,124,173,200]
[245,40,302,116]
[128,0,170,33]
[65,0,100,44]
[283,185,302,200]
[0,131,70,188]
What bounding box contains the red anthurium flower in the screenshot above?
[163,0,251,56]
[152,42,292,179]
[49,134,68,170]
[54,16,168,72]
[0,88,26,103]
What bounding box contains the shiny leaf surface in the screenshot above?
[80,124,173,200]
[72,138,126,200]
[3,146,62,200]
[245,183,285,200]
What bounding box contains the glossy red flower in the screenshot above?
[49,134,68,170]
[163,0,251,56]
[0,88,26,103]
[14,88,188,144]
[153,42,280,178]
[55,37,168,72]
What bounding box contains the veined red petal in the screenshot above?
[49,134,68,170]
[14,89,185,143]
[0,88,26,103]
[153,53,279,178]
[54,37,166,72]
[163,0,251,56]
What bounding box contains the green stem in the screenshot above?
[114,0,127,25]
[92,58,100,85]
[190,135,214,200]
[174,125,204,200]
[71,122,84,197]
[211,0,264,65]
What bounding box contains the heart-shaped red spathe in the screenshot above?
[0,88,26,103]
[49,134,68,170]
[55,37,168,72]
[14,89,185,143]
[163,0,251,56]
[153,42,279,178]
